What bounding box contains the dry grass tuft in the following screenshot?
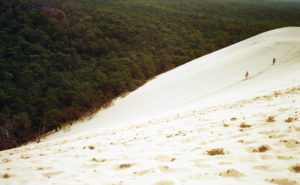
[3,174,9,179]
[266,116,275,122]
[88,146,95,150]
[207,148,225,156]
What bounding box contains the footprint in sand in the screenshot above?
[2,173,11,179]
[293,126,300,132]
[259,154,275,160]
[189,172,210,180]
[36,166,53,171]
[81,163,100,169]
[252,165,271,171]
[153,180,174,185]
[289,164,300,173]
[218,169,244,178]
[280,139,300,148]
[218,161,233,165]
[154,154,176,162]
[247,145,270,153]
[191,159,211,168]
[277,155,293,160]
[159,165,175,173]
[258,130,277,135]
[42,171,64,178]
[266,178,299,185]
[252,165,280,172]
[133,169,154,176]
[1,158,10,163]
[20,154,31,159]
[206,148,225,156]
[118,163,133,170]
[268,134,287,139]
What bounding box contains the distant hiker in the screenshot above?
[245,71,249,80]
[272,58,276,65]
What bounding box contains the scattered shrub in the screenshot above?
[3,174,9,179]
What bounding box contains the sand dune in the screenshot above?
[0,27,300,185]
[45,27,300,141]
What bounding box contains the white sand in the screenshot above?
[0,27,299,185]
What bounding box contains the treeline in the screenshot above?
[1,0,300,150]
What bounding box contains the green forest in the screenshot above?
[1,0,300,150]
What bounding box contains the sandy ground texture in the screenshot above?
[0,27,300,185]
[0,86,299,185]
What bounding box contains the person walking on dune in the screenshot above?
[245,71,249,80]
[272,58,276,65]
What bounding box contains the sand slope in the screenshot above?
[0,27,300,185]
[0,86,299,185]
[45,27,300,141]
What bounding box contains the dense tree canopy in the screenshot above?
[1,0,300,150]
